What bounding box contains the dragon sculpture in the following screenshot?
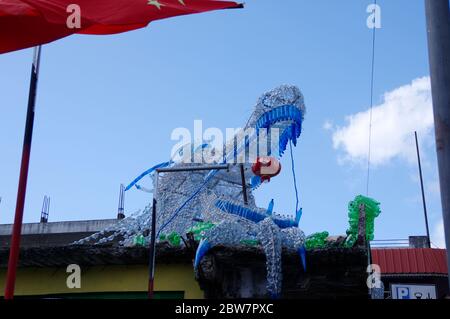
[74,85,307,297]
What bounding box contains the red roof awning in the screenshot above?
[371,248,448,275]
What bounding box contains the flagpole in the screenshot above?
[425,0,450,287]
[415,131,431,248]
[4,45,42,300]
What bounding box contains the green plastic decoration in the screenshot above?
[345,195,381,247]
[305,231,329,249]
[133,234,145,246]
[240,239,260,246]
[167,232,181,246]
[160,222,215,246]
[186,221,216,241]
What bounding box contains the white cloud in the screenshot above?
[432,219,446,248]
[332,77,434,166]
[323,120,333,131]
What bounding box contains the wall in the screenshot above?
[0,219,119,248]
[0,263,204,299]
[0,219,118,236]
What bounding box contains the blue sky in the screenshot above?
[0,0,445,246]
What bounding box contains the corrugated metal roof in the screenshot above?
[371,248,448,275]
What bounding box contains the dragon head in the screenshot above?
[245,84,306,156]
[170,84,306,165]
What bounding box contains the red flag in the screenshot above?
[0,0,242,53]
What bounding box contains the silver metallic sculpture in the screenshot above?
[74,85,307,297]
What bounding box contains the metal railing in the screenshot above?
[370,239,410,248]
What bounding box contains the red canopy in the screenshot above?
[0,0,242,53]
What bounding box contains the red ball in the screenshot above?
[251,156,282,182]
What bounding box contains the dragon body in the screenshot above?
[75,85,307,296]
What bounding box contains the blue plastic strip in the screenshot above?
[195,143,210,152]
[295,208,303,224]
[249,105,304,190]
[255,105,303,132]
[298,245,307,271]
[215,199,298,229]
[272,218,298,229]
[250,175,261,189]
[266,199,274,216]
[215,200,266,223]
[194,239,211,268]
[124,161,173,191]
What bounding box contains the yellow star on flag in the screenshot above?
[148,0,165,10]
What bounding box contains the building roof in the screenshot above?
[0,219,118,248]
[0,244,193,267]
[0,219,118,236]
[371,248,448,275]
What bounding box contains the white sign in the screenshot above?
[391,284,437,299]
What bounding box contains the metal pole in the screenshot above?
[117,184,125,220]
[40,196,46,223]
[4,46,42,299]
[148,170,160,299]
[239,164,248,205]
[147,196,157,299]
[156,164,229,173]
[47,196,50,222]
[40,195,49,223]
[415,131,431,248]
[357,203,367,247]
[424,0,450,284]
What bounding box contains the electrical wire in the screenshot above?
[367,0,378,196]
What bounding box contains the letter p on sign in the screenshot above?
[397,287,410,299]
